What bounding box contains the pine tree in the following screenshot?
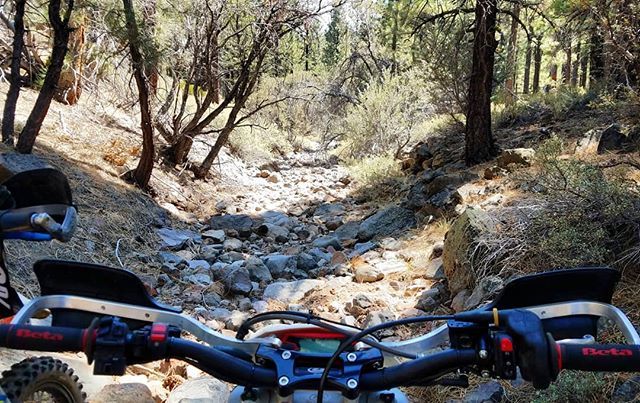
[323,9,341,67]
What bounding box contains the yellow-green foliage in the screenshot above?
[347,154,403,187]
[530,136,640,267]
[342,69,433,159]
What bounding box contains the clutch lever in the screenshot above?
[31,206,77,242]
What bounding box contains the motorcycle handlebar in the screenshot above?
[4,323,640,392]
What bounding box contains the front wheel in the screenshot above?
[0,356,86,403]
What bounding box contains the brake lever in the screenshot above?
[31,207,77,242]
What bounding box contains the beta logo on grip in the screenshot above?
[15,329,64,341]
[582,347,634,357]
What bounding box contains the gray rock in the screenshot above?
[238,298,253,312]
[380,238,402,251]
[157,228,202,250]
[264,255,295,277]
[443,207,497,294]
[225,310,248,330]
[463,381,504,403]
[223,238,243,251]
[415,288,441,311]
[202,229,226,243]
[598,124,625,153]
[261,211,294,228]
[218,251,245,263]
[312,236,343,251]
[425,258,445,280]
[246,258,273,282]
[451,289,470,312]
[364,310,396,337]
[464,276,504,310]
[187,273,212,286]
[224,268,253,296]
[296,253,318,271]
[357,206,416,241]
[252,300,269,313]
[308,248,332,262]
[158,251,186,266]
[262,279,324,304]
[166,376,230,403]
[496,148,535,168]
[351,241,377,257]
[210,307,232,322]
[210,214,254,232]
[354,263,384,283]
[314,203,346,218]
[92,383,155,403]
[188,260,211,271]
[334,221,360,240]
[199,245,221,263]
[255,223,289,243]
[612,375,640,402]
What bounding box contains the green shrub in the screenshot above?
[473,136,640,276]
[341,69,433,159]
[529,371,606,403]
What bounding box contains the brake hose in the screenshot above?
[316,314,454,403]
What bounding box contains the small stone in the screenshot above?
[425,258,445,280]
[380,238,402,251]
[187,273,212,286]
[266,173,281,183]
[451,289,470,312]
[264,255,295,277]
[159,251,187,266]
[90,383,155,403]
[188,260,211,271]
[157,228,201,250]
[312,236,343,251]
[351,241,377,256]
[223,238,243,251]
[223,268,252,296]
[166,376,230,403]
[296,253,317,271]
[354,263,384,283]
[246,258,272,282]
[463,380,504,403]
[364,310,396,337]
[202,229,226,243]
[612,375,640,402]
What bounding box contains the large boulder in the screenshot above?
[166,376,230,403]
[357,206,416,241]
[442,207,497,294]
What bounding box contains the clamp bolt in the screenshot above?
[347,378,358,389]
[481,370,491,378]
[281,351,292,360]
[278,376,290,386]
[346,352,357,362]
[479,349,489,359]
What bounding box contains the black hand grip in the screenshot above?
[0,209,35,232]
[359,349,478,390]
[0,324,89,352]
[560,344,640,372]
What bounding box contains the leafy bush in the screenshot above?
[346,154,405,202]
[341,69,433,159]
[473,136,640,276]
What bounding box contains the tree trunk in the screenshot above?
[579,41,589,87]
[532,35,542,93]
[464,0,498,166]
[54,18,84,105]
[122,0,155,189]
[166,135,193,165]
[571,41,581,86]
[195,101,243,179]
[562,40,572,84]
[142,0,158,94]
[504,4,520,105]
[16,0,73,154]
[589,26,605,86]
[1,0,26,145]
[523,38,532,94]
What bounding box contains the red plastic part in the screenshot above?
[500,337,514,352]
